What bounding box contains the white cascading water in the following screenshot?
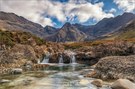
[41,52,50,64]
[70,54,76,64]
[59,55,64,64]
[64,50,77,64]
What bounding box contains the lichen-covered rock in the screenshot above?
[93,55,135,80]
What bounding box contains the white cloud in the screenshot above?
[65,2,114,22]
[0,0,55,26]
[109,8,116,13]
[114,0,135,12]
[0,0,114,26]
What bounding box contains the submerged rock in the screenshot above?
[79,79,90,86]
[0,79,11,84]
[92,55,135,80]
[91,79,103,87]
[111,79,135,89]
[10,68,23,74]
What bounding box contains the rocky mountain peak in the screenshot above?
[62,22,72,28]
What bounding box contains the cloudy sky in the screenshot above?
[0,0,135,27]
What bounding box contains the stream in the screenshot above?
[0,64,112,89]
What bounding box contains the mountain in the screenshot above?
[0,11,49,38]
[106,20,135,40]
[91,12,135,37]
[0,11,135,42]
[117,20,135,39]
[46,22,87,42]
[73,23,95,40]
[73,13,135,38]
[44,25,58,35]
[46,12,135,42]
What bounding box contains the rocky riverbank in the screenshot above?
[0,43,64,75]
[73,41,135,65]
[86,55,135,81]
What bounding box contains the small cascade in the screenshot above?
[37,59,40,64]
[59,55,64,65]
[64,50,77,64]
[41,52,50,64]
[70,55,76,64]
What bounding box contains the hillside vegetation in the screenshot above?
[117,20,135,39]
[0,29,46,46]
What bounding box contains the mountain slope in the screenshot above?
[46,13,135,42]
[113,20,135,39]
[44,25,59,35]
[0,29,46,46]
[0,11,135,42]
[0,11,49,38]
[91,13,135,37]
[46,22,87,42]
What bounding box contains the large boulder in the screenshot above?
[111,79,135,89]
[93,55,135,80]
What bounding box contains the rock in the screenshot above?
[91,79,103,87]
[23,61,33,71]
[111,79,135,89]
[0,79,11,84]
[74,41,135,65]
[79,79,90,86]
[11,68,23,74]
[85,71,97,77]
[75,51,98,65]
[93,55,135,80]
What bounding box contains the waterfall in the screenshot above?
[41,52,50,64]
[70,54,76,64]
[63,50,77,64]
[37,59,40,64]
[59,55,64,64]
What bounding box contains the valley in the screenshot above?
[0,11,135,89]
